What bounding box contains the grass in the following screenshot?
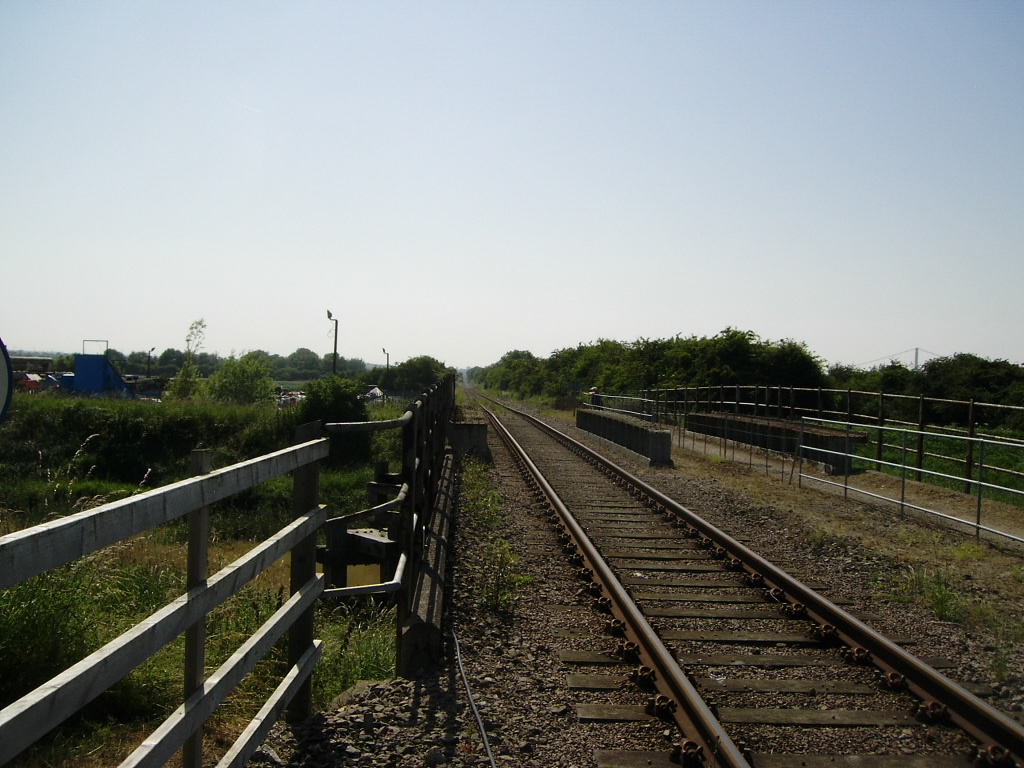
[457,456,530,615]
[479,539,527,614]
[849,423,1024,507]
[313,601,396,707]
[0,392,406,766]
[805,524,852,555]
[886,563,1024,682]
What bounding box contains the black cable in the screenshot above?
[451,628,497,768]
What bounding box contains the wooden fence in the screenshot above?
[0,374,456,767]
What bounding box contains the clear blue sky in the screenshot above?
[2,1,1022,371]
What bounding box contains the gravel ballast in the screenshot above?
[255,404,1024,767]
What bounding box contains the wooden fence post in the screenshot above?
[183,449,211,768]
[287,421,321,723]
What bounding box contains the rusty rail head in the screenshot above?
[483,405,751,768]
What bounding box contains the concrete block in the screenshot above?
[576,409,674,467]
[449,422,491,461]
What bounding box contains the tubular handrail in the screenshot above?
[796,416,1024,544]
[588,384,1024,506]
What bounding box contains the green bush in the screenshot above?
[0,394,300,525]
[299,377,370,466]
[207,353,275,405]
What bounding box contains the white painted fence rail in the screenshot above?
[0,431,330,768]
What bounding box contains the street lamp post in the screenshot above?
[147,347,155,377]
[327,310,338,376]
[382,348,389,372]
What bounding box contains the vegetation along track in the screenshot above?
[479,400,1024,768]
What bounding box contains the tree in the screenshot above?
[106,348,127,373]
[299,377,370,465]
[206,353,275,405]
[286,348,322,379]
[158,348,184,369]
[166,319,206,400]
[381,355,451,395]
[124,350,151,375]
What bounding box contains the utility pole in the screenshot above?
[327,310,338,376]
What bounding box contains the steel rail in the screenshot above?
[505,402,1024,766]
[483,406,750,768]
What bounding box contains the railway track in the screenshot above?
[479,400,1024,768]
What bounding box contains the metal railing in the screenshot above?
[587,386,1024,503]
[322,375,455,678]
[796,417,1024,544]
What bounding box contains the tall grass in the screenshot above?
[458,456,529,615]
[313,601,397,707]
[0,392,403,766]
[0,394,301,527]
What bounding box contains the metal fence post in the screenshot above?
[900,430,908,521]
[965,399,976,494]
[797,418,805,488]
[844,420,851,500]
[975,441,986,540]
[916,395,926,482]
[875,393,885,472]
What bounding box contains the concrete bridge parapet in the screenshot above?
[576,408,674,467]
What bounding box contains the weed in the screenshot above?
[992,645,1011,682]
[900,567,969,622]
[805,526,850,555]
[480,539,528,614]
[455,456,528,614]
[313,601,396,707]
[952,540,987,562]
[0,562,98,707]
[459,458,503,530]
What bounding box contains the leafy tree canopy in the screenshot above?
[299,376,370,465]
[472,329,828,400]
[206,352,275,405]
[373,355,453,395]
